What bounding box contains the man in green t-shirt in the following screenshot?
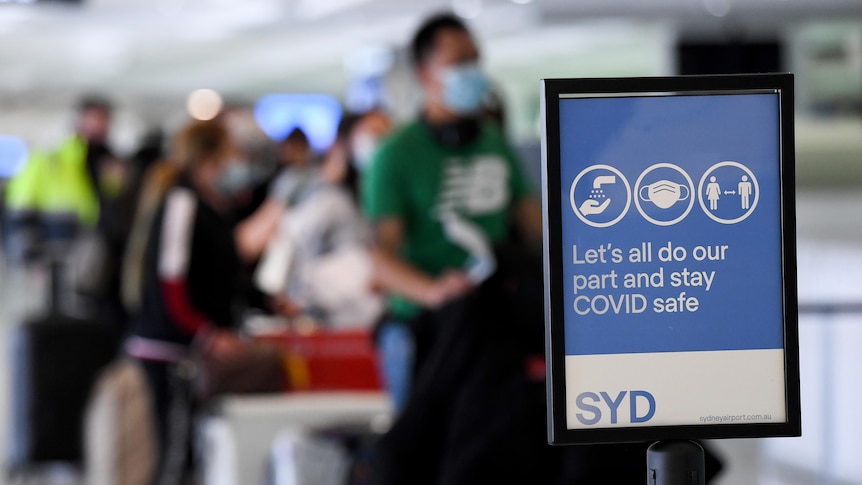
[361,13,542,410]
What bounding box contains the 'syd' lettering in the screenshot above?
[575,390,656,425]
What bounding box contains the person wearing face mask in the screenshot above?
[254,110,392,324]
[364,13,554,485]
[125,120,267,480]
[214,157,256,199]
[362,13,542,411]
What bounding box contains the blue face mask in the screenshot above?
[216,161,253,196]
[350,133,379,172]
[439,63,488,116]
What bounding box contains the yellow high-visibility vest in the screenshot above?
[5,136,99,226]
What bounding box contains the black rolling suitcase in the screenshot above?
[7,260,118,474]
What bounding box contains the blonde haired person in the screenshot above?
[124,120,280,479]
[121,144,184,312]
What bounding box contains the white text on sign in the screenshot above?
[570,241,729,316]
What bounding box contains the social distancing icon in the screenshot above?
[697,161,759,224]
[571,161,758,226]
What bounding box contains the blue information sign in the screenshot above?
[541,75,801,445]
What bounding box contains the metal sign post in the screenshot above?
[647,441,705,485]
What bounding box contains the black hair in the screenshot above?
[336,112,361,143]
[410,12,470,67]
[282,126,309,146]
[77,95,113,114]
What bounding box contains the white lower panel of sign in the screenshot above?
[565,349,787,429]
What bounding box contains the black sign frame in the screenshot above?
[540,74,801,445]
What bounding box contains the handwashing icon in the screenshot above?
[579,175,616,216]
[570,164,632,228]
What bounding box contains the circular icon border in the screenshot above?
[697,160,760,225]
[570,164,631,228]
[633,163,695,227]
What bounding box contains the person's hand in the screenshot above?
[205,330,246,359]
[425,270,473,308]
[271,295,304,318]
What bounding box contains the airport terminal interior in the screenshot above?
[0,0,861,483]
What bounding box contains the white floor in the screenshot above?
[0,188,859,484]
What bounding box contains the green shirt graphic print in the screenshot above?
[362,120,533,319]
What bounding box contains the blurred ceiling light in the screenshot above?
[510,0,532,4]
[344,44,395,78]
[254,94,342,152]
[154,0,186,16]
[72,32,130,74]
[187,89,223,121]
[453,0,483,20]
[0,5,34,34]
[703,0,732,18]
[178,24,234,42]
[295,0,373,20]
[177,2,283,41]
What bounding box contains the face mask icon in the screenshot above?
[640,180,689,209]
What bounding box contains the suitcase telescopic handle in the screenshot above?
[49,258,62,316]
